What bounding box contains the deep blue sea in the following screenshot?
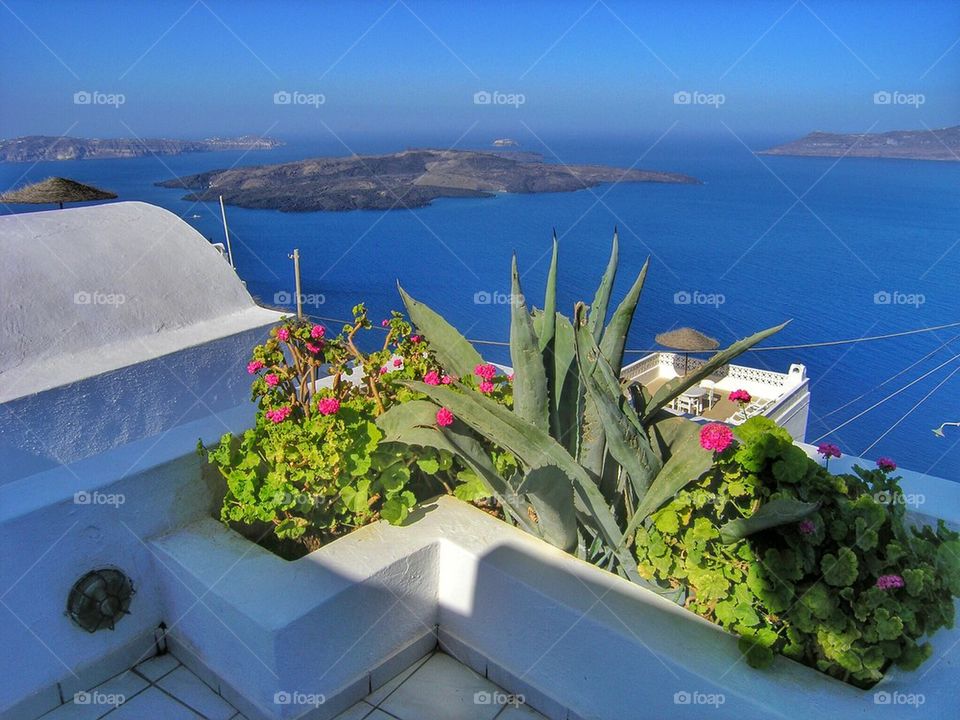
[3,136,959,479]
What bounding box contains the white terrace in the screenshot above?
[620,352,811,441]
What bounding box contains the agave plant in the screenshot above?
[377,232,786,586]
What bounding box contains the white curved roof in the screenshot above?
[0,201,282,401]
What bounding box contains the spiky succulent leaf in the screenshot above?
[400,380,643,581]
[620,416,712,546]
[397,283,484,379]
[588,232,618,342]
[551,313,582,455]
[376,400,533,533]
[719,498,820,544]
[598,257,649,373]
[575,307,661,504]
[538,233,558,352]
[516,465,577,551]
[510,255,549,432]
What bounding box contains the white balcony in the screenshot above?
[620,352,811,441]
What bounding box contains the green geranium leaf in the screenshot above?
[822,547,859,586]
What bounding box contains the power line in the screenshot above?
[861,364,960,456]
[819,334,960,419]
[305,313,960,355]
[810,353,960,444]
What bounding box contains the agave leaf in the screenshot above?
[376,401,534,533]
[641,321,790,424]
[552,313,581,454]
[401,380,644,583]
[538,233,558,352]
[587,231,618,342]
[620,416,712,546]
[719,498,819,545]
[576,303,606,477]
[598,257,649,373]
[510,255,549,432]
[575,310,661,503]
[398,283,484,379]
[516,465,577,551]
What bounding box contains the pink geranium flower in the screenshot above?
[436,407,454,427]
[441,375,456,385]
[478,380,494,394]
[265,406,292,423]
[247,360,265,374]
[699,423,734,453]
[317,397,340,415]
[265,373,279,387]
[877,457,897,472]
[474,363,497,380]
[729,389,752,404]
[381,319,390,327]
[423,371,441,385]
[305,341,324,354]
[876,574,905,590]
[276,327,290,342]
[410,335,421,343]
[393,357,403,368]
[311,324,326,339]
[817,443,842,460]
[379,367,387,374]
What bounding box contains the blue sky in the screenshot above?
[1,0,958,143]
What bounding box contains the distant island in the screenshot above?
[492,138,519,147]
[157,149,700,212]
[0,135,284,162]
[759,126,959,161]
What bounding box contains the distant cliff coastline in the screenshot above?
[759,127,960,161]
[157,148,700,212]
[0,135,284,162]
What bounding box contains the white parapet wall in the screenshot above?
[0,201,284,718]
[140,491,960,720]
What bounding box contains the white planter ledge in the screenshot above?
[151,496,960,720]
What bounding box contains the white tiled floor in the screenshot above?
[37,650,544,720]
[334,652,548,720]
[37,653,245,720]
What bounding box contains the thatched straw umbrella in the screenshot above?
[655,327,719,375]
[0,177,117,209]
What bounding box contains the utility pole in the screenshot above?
[219,195,234,268]
[289,249,303,318]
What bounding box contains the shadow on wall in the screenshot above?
[0,325,273,485]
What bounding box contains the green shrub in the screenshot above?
[635,416,960,687]
[203,306,503,551]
